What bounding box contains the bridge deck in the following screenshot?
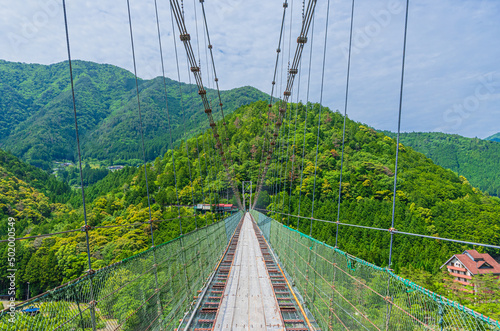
[214,213,284,330]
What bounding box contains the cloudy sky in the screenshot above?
[1,0,499,138]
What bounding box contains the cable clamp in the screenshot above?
[389,227,396,233]
[283,91,291,96]
[89,300,97,307]
[210,122,216,127]
[148,220,153,224]
[283,2,288,8]
[87,269,96,275]
[289,68,298,75]
[180,33,190,41]
[198,89,207,95]
[278,107,286,114]
[204,108,212,114]
[190,66,200,72]
[81,225,92,232]
[276,48,281,53]
[208,44,212,49]
[297,36,308,44]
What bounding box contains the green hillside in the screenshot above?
[487,132,500,142]
[0,60,269,169]
[382,131,500,197]
[2,101,499,319]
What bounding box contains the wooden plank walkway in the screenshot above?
[213,213,284,330]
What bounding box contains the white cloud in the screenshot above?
[0,0,498,138]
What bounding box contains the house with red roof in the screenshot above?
[440,250,500,287]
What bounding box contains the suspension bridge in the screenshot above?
[1,0,499,330]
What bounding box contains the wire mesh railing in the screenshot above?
[0,212,242,331]
[251,210,500,331]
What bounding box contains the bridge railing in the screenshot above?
[0,211,242,331]
[251,210,500,331]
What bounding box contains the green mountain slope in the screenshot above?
[1,101,499,318]
[0,60,269,169]
[0,149,71,203]
[486,132,500,142]
[382,132,500,197]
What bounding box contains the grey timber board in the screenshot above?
[214,213,285,330]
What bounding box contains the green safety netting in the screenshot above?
[0,212,242,331]
[251,210,500,331]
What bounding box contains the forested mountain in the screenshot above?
[382,131,500,196]
[487,132,500,142]
[0,149,71,203]
[0,60,269,169]
[2,101,499,318]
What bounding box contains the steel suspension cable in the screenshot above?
[254,0,318,206]
[336,0,356,249]
[169,3,205,228]
[281,0,295,220]
[169,0,243,210]
[126,2,164,322]
[310,0,330,236]
[199,0,233,163]
[281,98,294,216]
[126,0,155,237]
[194,136,205,208]
[202,132,215,219]
[388,0,410,268]
[276,8,288,215]
[256,0,289,201]
[153,0,184,231]
[61,2,97,329]
[288,67,302,226]
[296,13,315,232]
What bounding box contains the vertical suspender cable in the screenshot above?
[61,2,96,330]
[199,0,233,167]
[296,14,315,232]
[388,0,410,268]
[126,0,155,236]
[126,2,164,323]
[254,0,318,204]
[335,0,355,248]
[386,3,410,327]
[153,0,184,232]
[281,0,294,218]
[310,0,330,236]
[256,0,289,199]
[288,64,302,227]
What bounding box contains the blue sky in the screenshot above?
[1,0,499,138]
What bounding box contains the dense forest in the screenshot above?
[1,101,499,319]
[0,60,269,169]
[382,131,500,197]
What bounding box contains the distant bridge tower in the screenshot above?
[242,181,252,211]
